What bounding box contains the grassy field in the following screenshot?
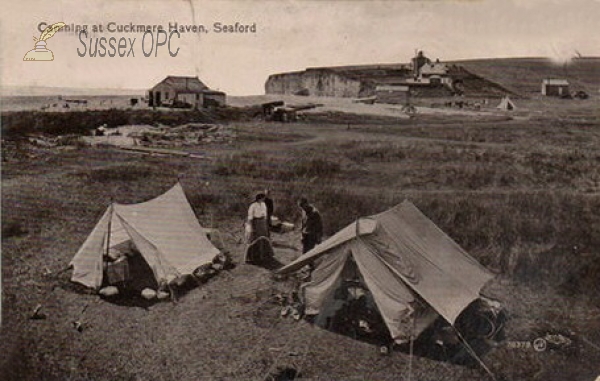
[454,57,600,97]
[2,96,600,381]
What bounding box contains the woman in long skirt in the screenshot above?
[245,193,272,263]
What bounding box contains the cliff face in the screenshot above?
[265,69,364,98]
[265,71,305,95]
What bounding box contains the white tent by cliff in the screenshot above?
[496,96,516,111]
[70,183,220,290]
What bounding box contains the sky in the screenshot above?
[1,0,600,95]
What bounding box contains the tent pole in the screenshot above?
[105,203,114,259]
[407,316,414,381]
[453,327,496,381]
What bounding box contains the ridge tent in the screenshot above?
[496,96,516,111]
[277,200,495,344]
[70,183,220,290]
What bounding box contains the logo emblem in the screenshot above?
[533,337,547,352]
[24,22,65,61]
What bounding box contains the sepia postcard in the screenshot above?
[1,1,599,380]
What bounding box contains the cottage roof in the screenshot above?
[153,76,209,93]
[202,89,226,95]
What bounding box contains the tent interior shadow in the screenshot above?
[303,296,397,349]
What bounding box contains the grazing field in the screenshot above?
[455,57,600,97]
[2,96,600,381]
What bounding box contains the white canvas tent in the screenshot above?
[70,183,220,289]
[496,96,516,111]
[277,200,494,343]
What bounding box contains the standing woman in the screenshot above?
[247,193,269,241]
[245,193,274,265]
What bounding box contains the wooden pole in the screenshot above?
[408,317,415,381]
[105,203,113,259]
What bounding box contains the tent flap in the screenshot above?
[351,239,417,341]
[70,207,111,289]
[302,247,351,315]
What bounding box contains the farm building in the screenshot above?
[419,61,451,86]
[541,79,570,97]
[375,85,409,105]
[148,76,226,108]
